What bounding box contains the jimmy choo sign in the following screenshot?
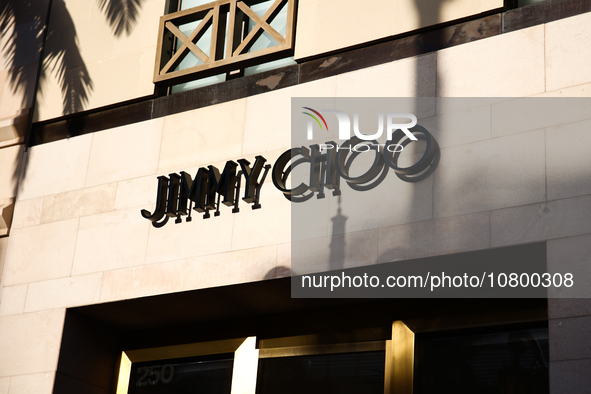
[141,126,439,228]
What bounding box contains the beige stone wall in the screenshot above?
[32,0,508,122]
[34,0,166,122]
[295,0,504,60]
[1,10,591,394]
[0,0,49,302]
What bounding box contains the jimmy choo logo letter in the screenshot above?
[141,156,270,228]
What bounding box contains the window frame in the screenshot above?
[154,0,297,87]
[114,322,414,394]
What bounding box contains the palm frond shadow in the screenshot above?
[0,0,145,195]
[96,0,146,37]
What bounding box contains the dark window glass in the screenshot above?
[128,353,234,394]
[256,351,385,394]
[416,328,549,394]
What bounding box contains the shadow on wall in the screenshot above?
[0,0,145,120]
[264,266,293,280]
[0,0,145,218]
[322,0,450,270]
[0,0,46,117]
[41,0,93,117]
[413,0,454,29]
[97,0,146,37]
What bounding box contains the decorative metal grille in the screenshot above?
[154,0,296,86]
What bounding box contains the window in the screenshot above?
[154,0,297,93]
[115,326,397,394]
[256,339,387,394]
[115,322,550,394]
[128,354,234,394]
[415,326,549,394]
[116,337,258,394]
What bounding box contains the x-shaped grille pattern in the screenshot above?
[154,0,295,85]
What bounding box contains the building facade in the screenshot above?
[0,0,590,393]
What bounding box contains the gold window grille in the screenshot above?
[154,0,296,86]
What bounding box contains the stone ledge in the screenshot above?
[0,110,29,149]
[0,198,15,237]
[30,1,591,147]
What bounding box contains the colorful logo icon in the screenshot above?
[302,107,329,139]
